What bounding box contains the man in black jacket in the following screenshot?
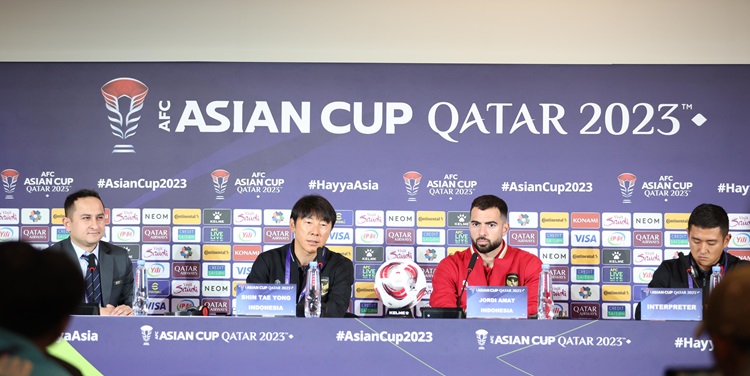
[636,203,747,319]
[246,194,354,317]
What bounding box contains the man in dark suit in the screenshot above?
[45,189,134,316]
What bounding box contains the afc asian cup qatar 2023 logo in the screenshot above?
[403,171,422,202]
[101,78,149,154]
[617,173,637,204]
[211,169,230,200]
[1,169,19,199]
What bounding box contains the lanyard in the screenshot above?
[687,252,727,289]
[285,245,325,302]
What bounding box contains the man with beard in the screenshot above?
[430,195,543,316]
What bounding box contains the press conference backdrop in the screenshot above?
[0,63,749,319]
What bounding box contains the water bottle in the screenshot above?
[305,261,321,318]
[537,264,554,320]
[133,260,148,316]
[709,265,722,295]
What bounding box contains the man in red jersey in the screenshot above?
[430,195,543,316]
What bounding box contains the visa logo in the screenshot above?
[235,266,252,275]
[330,232,351,241]
[574,234,598,243]
[147,301,167,310]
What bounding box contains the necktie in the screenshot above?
[83,254,102,306]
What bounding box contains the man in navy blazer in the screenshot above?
[45,189,134,316]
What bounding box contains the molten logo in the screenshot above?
[211,169,230,200]
[101,78,148,154]
[617,173,637,204]
[1,169,19,199]
[403,171,422,202]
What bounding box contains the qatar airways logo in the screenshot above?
[729,214,750,230]
[355,210,384,227]
[263,228,292,243]
[508,230,538,246]
[20,226,48,242]
[633,231,662,247]
[386,228,414,245]
[142,226,170,242]
[101,77,148,154]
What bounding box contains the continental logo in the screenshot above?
[601,285,631,301]
[203,244,231,260]
[327,246,353,260]
[540,212,569,229]
[664,213,690,229]
[571,248,600,265]
[173,209,201,224]
[416,211,446,227]
[354,282,377,298]
[51,208,66,224]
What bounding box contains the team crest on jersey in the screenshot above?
[321,277,330,295]
[506,274,519,286]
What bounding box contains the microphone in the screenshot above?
[687,267,699,287]
[86,254,96,272]
[316,247,324,269]
[457,252,479,308]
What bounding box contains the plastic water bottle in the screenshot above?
[305,261,321,318]
[709,265,722,295]
[537,264,554,320]
[133,260,148,316]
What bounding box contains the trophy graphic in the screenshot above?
[475,329,489,350]
[617,173,637,204]
[101,78,149,154]
[211,169,230,200]
[1,169,19,199]
[140,325,153,346]
[403,171,422,202]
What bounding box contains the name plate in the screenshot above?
[640,288,702,321]
[466,286,528,319]
[235,283,297,317]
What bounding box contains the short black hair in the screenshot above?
[291,194,336,227]
[64,189,104,217]
[0,241,84,339]
[471,194,509,219]
[688,203,729,237]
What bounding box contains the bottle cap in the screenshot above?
[137,259,145,266]
[309,261,317,268]
[712,265,721,273]
[541,263,550,270]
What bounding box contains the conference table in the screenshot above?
[58,316,713,375]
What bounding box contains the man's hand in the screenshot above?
[99,304,133,316]
[0,354,32,376]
